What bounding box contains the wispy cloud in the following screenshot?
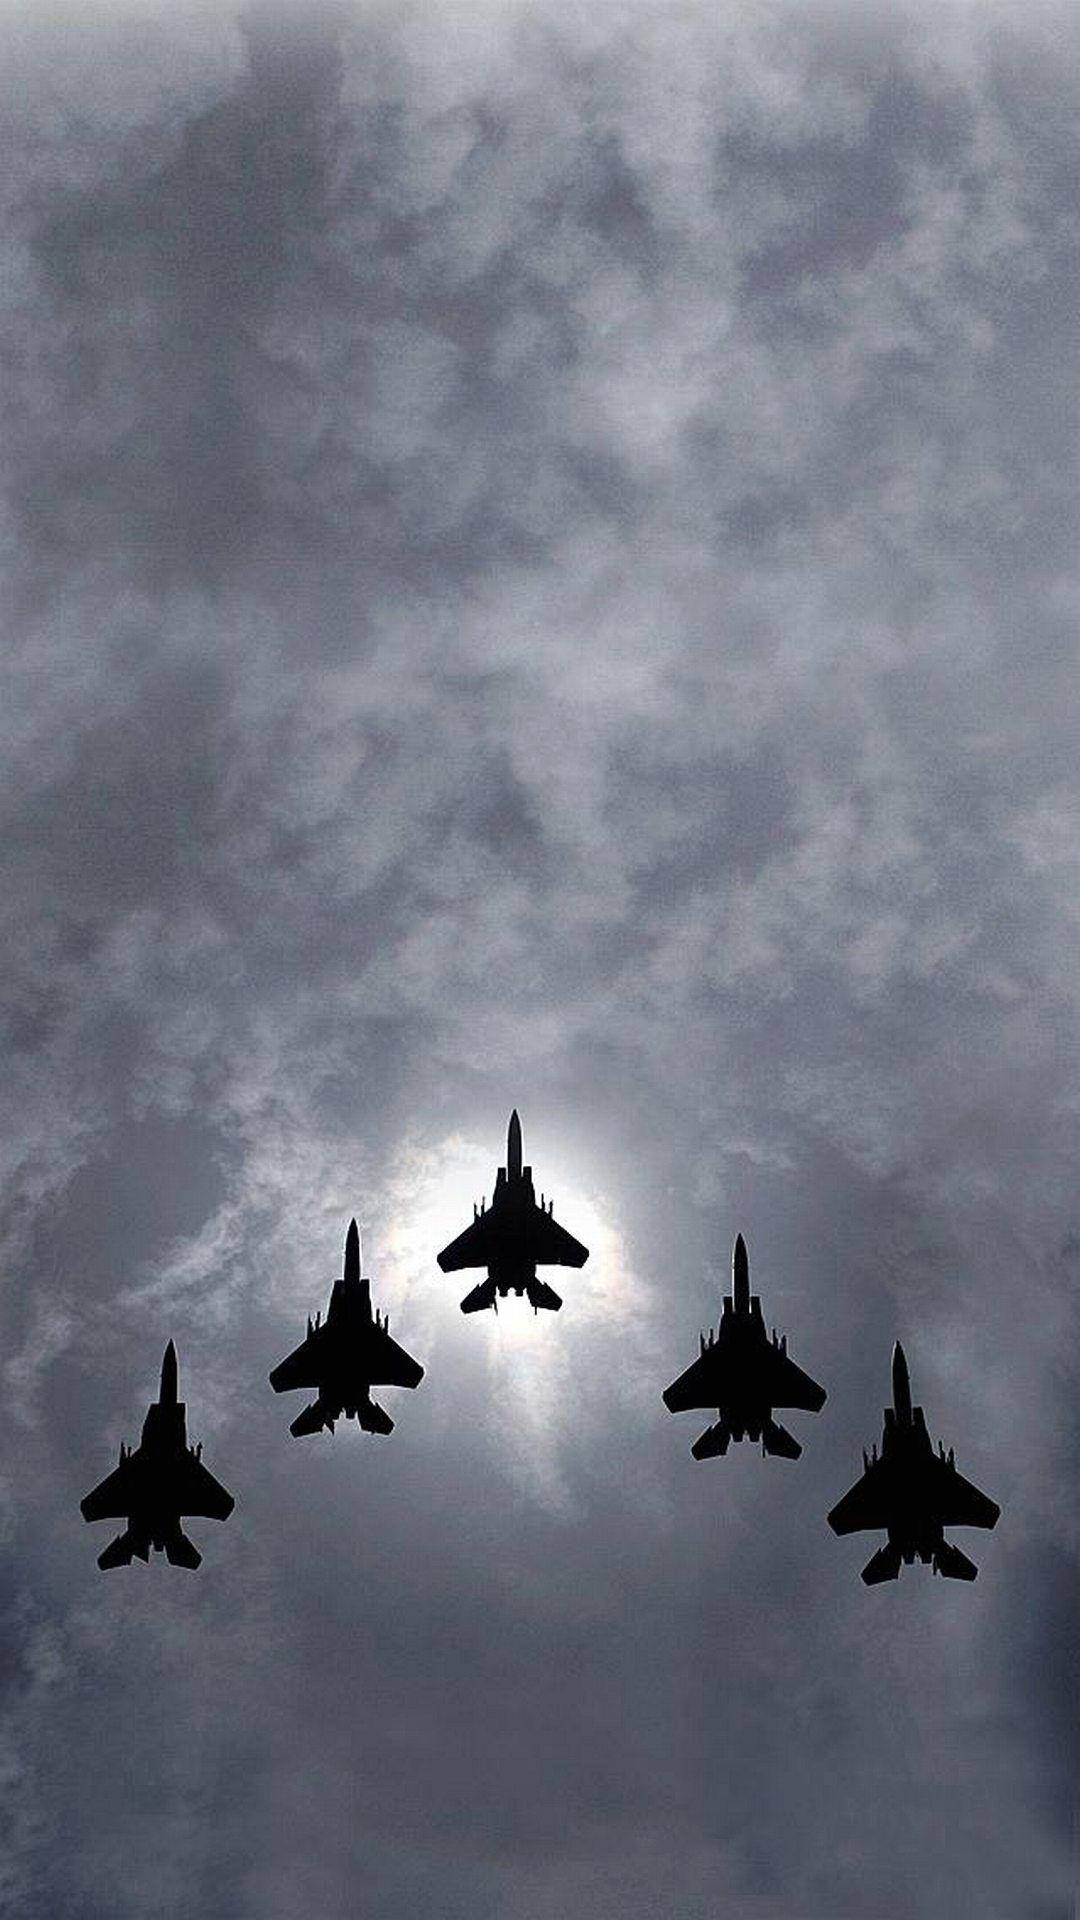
[1,2,1078,1914]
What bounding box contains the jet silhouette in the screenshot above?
[828,1342,1000,1583]
[663,1233,827,1459]
[269,1219,424,1436]
[81,1341,234,1569]
[437,1109,588,1313]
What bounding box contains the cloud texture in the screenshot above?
[1,2,1078,1914]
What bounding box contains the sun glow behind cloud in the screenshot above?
[379,1122,649,1511]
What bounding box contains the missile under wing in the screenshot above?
[269,1219,424,1436]
[663,1234,826,1459]
[828,1342,1000,1583]
[436,1109,588,1313]
[81,1341,234,1570]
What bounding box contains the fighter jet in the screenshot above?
[437,1109,588,1313]
[269,1218,423,1437]
[828,1342,1000,1583]
[662,1233,826,1459]
[81,1341,234,1570]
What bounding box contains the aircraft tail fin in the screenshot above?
[861,1541,903,1584]
[933,1541,978,1581]
[762,1418,801,1460]
[691,1421,731,1460]
[165,1529,202,1570]
[461,1277,498,1314]
[359,1399,394,1436]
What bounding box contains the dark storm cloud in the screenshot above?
[15,12,338,588]
[2,2,1080,1915]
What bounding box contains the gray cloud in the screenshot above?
[1,1,1078,1915]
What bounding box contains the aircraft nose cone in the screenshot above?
[345,1218,361,1283]
[891,1341,912,1420]
[732,1233,750,1310]
[160,1340,179,1405]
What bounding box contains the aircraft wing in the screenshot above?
[269,1326,328,1394]
[662,1347,726,1414]
[175,1451,234,1521]
[437,1214,498,1273]
[928,1455,1000,1530]
[827,1458,894,1536]
[765,1347,827,1413]
[527,1207,588,1268]
[365,1323,424,1390]
[81,1453,142,1522]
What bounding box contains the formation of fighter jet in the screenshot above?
[269,1218,424,1436]
[81,1341,234,1570]
[437,1109,589,1313]
[80,1113,1002,1587]
[828,1342,1000,1583]
[663,1233,827,1459]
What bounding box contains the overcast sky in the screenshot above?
[1,1,1078,1914]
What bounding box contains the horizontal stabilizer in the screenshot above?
[98,1532,135,1571]
[165,1530,202,1570]
[691,1421,731,1461]
[762,1418,801,1460]
[933,1541,978,1581]
[359,1399,394,1436]
[526,1279,562,1313]
[290,1400,330,1438]
[461,1277,498,1314]
[861,1541,903,1585]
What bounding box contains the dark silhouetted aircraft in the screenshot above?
[81,1341,234,1569]
[437,1109,588,1313]
[828,1342,1000,1583]
[269,1219,423,1436]
[663,1233,826,1459]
